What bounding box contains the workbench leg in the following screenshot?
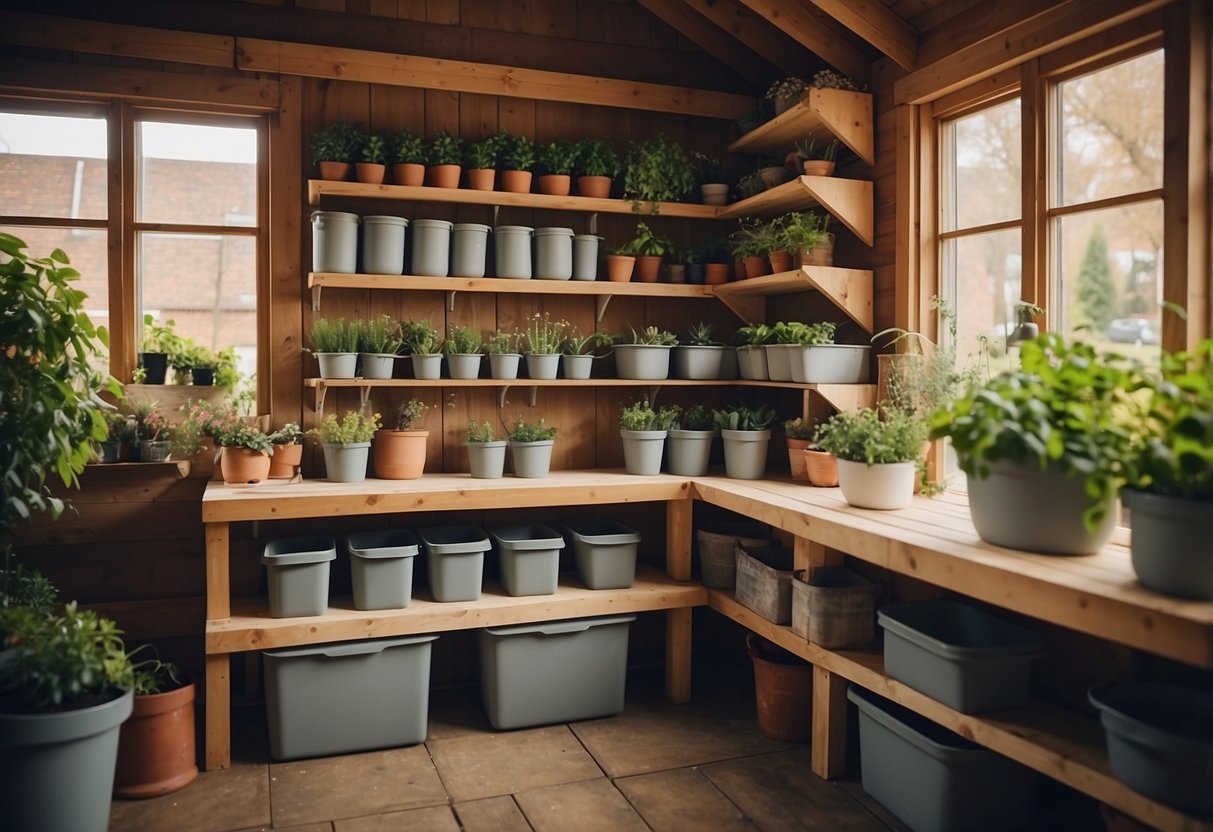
[205,653,231,770]
[205,522,231,619]
[665,607,693,704]
[811,664,848,779]
[795,537,842,573]
[666,497,692,581]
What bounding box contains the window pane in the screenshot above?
[0,112,107,220]
[138,232,257,382]
[137,121,257,226]
[943,98,1021,231]
[942,228,1022,368]
[1054,200,1163,362]
[1058,50,1163,206]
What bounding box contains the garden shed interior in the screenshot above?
[1,1,1211,831]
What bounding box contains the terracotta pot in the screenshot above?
[373,429,428,479]
[743,255,770,279]
[539,174,571,195]
[803,160,836,177]
[799,233,836,267]
[787,438,811,482]
[704,263,730,285]
[607,254,636,282]
[760,165,792,189]
[466,168,496,191]
[268,442,303,479]
[220,447,271,485]
[500,170,533,194]
[317,161,350,181]
[392,162,425,186]
[733,260,747,281]
[355,162,386,185]
[635,255,663,283]
[768,248,793,273]
[785,150,807,172]
[803,448,839,487]
[114,682,198,798]
[428,164,461,189]
[578,175,612,198]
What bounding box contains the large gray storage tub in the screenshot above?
[564,518,640,589]
[261,536,336,618]
[478,614,635,729]
[490,524,564,597]
[848,685,1037,831]
[347,529,418,610]
[264,634,438,760]
[878,599,1043,713]
[418,526,490,602]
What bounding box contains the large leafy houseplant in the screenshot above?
[623,135,696,212]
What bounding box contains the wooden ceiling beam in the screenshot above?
[736,0,872,81]
[635,0,779,89]
[805,0,918,70]
[682,0,818,79]
[236,38,755,120]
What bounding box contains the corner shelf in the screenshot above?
[713,267,873,332]
[728,89,875,167]
[716,176,874,245]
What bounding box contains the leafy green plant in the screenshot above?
[215,421,273,454]
[309,317,359,353]
[0,564,58,615]
[392,398,427,431]
[537,140,578,175]
[141,314,182,355]
[795,137,839,162]
[784,417,816,440]
[466,420,499,443]
[736,170,765,199]
[400,319,442,355]
[771,320,835,345]
[127,645,184,696]
[466,132,505,169]
[682,322,717,346]
[765,77,806,103]
[575,137,619,178]
[270,422,305,445]
[484,330,521,355]
[614,221,674,257]
[815,406,926,465]
[561,327,610,356]
[677,404,716,431]
[625,325,678,346]
[729,219,776,259]
[357,316,403,355]
[619,400,679,432]
[780,211,831,252]
[508,417,558,443]
[875,296,975,422]
[389,129,426,165]
[713,403,777,432]
[524,313,567,355]
[308,410,382,445]
[311,121,362,165]
[360,133,387,164]
[736,324,775,346]
[622,135,696,211]
[426,130,464,166]
[499,133,536,172]
[444,325,483,355]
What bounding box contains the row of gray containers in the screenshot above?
[261,520,640,761]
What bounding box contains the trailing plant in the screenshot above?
[681,322,718,346]
[309,317,359,353]
[780,211,831,252]
[622,135,696,211]
[784,417,816,440]
[360,133,387,164]
[619,400,679,432]
[677,404,716,432]
[815,405,927,465]
[524,312,567,355]
[269,422,305,445]
[690,151,724,184]
[357,315,403,355]
[466,132,505,169]
[499,133,536,172]
[426,130,464,166]
[537,139,579,175]
[391,398,428,431]
[713,403,777,432]
[400,319,442,355]
[311,121,362,165]
[466,420,499,443]
[308,410,382,445]
[389,129,426,165]
[624,325,678,346]
[444,325,483,355]
[574,137,619,178]
[127,645,184,696]
[765,77,806,103]
[795,137,839,162]
[508,417,558,443]
[484,330,521,355]
[561,327,610,356]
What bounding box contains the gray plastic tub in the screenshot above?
[261,536,336,618]
[878,600,1044,713]
[490,524,564,597]
[848,685,1037,831]
[478,614,635,729]
[1089,681,1213,816]
[347,529,419,611]
[263,634,437,760]
[418,526,490,602]
[564,518,640,589]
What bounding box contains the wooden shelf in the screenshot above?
[712,266,874,331]
[728,89,875,166]
[207,567,705,654]
[716,176,874,245]
[83,459,193,479]
[707,590,1211,832]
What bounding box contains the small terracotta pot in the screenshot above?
[743,255,770,279]
[114,682,198,798]
[787,438,811,482]
[799,233,836,267]
[317,161,350,181]
[635,255,663,283]
[733,260,747,281]
[373,429,428,479]
[392,162,425,186]
[803,448,839,487]
[704,263,730,285]
[268,442,303,479]
[539,174,571,195]
[577,175,612,198]
[428,164,461,189]
[500,170,533,194]
[768,248,793,272]
[355,162,386,185]
[466,168,496,190]
[607,255,636,283]
[803,160,836,177]
[220,447,271,485]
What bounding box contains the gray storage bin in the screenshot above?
[564,518,640,589]
[734,543,795,625]
[878,599,1044,713]
[261,536,336,618]
[478,614,635,729]
[347,529,418,611]
[418,525,490,602]
[490,524,564,597]
[264,634,438,760]
[848,685,1037,832]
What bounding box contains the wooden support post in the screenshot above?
[811,664,848,779]
[205,522,230,619]
[794,537,841,572]
[666,496,693,581]
[204,653,231,770]
[665,607,693,704]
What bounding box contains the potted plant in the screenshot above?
[536,139,578,196]
[523,312,566,380]
[401,319,443,379]
[621,221,674,283]
[498,133,536,194]
[138,314,181,385]
[308,409,381,483]
[99,410,135,463]
[760,215,794,272]
[622,135,696,213]
[736,170,766,201]
[619,399,679,476]
[374,398,429,480]
[766,76,807,115]
[574,136,619,198]
[666,404,717,476]
[484,329,522,380]
[267,422,305,479]
[134,407,174,463]
[309,317,359,378]
[691,151,729,206]
[815,406,926,510]
[730,220,774,279]
[560,327,608,380]
[113,647,197,798]
[797,137,840,177]
[444,325,484,379]
[507,416,558,478]
[389,128,426,186]
[357,315,402,380]
[465,420,506,479]
[782,211,834,267]
[426,130,463,189]
[215,420,274,485]
[713,403,777,480]
[356,131,387,185]
[674,322,725,380]
[465,132,504,191]
[784,417,816,482]
[784,321,869,385]
[613,325,677,380]
[736,324,774,380]
[310,120,361,181]
[171,399,224,477]
[693,237,731,285]
[803,442,839,488]
[604,238,637,283]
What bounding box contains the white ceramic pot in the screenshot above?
[836,459,916,510]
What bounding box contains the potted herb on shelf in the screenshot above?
[465,420,506,479]
[215,420,274,485]
[311,120,361,181]
[560,327,608,380]
[815,406,926,510]
[523,313,566,380]
[268,422,305,479]
[357,315,402,380]
[308,409,381,483]
[674,322,725,380]
[401,319,443,380]
[763,216,794,272]
[736,170,765,201]
[622,135,696,213]
[624,221,675,283]
[499,133,536,194]
[692,151,729,206]
[374,398,429,480]
[113,647,197,798]
[135,407,174,463]
[138,314,181,385]
[766,76,807,115]
[444,325,484,379]
[536,139,578,196]
[784,417,816,482]
[426,130,463,189]
[604,238,637,283]
[782,211,833,267]
[713,403,777,480]
[667,404,717,476]
[484,330,522,380]
[355,132,388,185]
[309,317,359,379]
[466,132,504,191]
[99,410,135,463]
[730,220,774,280]
[574,136,619,198]
[619,399,679,476]
[389,129,426,186]
[507,416,558,478]
[613,325,678,380]
[736,324,774,380]
[797,137,840,177]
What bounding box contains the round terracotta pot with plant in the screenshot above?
[389,126,427,187]
[574,136,618,199]
[373,398,429,480]
[216,423,274,485]
[607,254,636,282]
[267,422,305,479]
[114,650,198,799]
[803,447,839,487]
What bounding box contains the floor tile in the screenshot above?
[514,778,649,832]
[108,765,270,832]
[615,767,758,832]
[427,725,603,802]
[333,804,461,831]
[232,824,333,832]
[453,795,533,831]
[270,745,448,827]
[702,749,889,831]
[427,684,495,740]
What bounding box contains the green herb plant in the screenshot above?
[444,325,483,355]
[466,133,505,169]
[615,221,675,257]
[784,417,816,440]
[815,406,926,465]
[308,410,383,445]
[360,133,387,164]
[484,330,521,355]
[625,325,678,346]
[508,417,558,443]
[427,131,464,166]
[622,135,696,212]
[713,403,777,432]
[524,313,567,355]
[575,137,619,178]
[795,137,839,162]
[690,151,724,185]
[401,320,442,355]
[779,211,831,253]
[537,140,579,175]
[682,322,718,346]
[126,644,184,696]
[736,324,775,346]
[561,327,610,356]
[358,316,403,355]
[499,134,536,172]
[392,398,428,431]
[619,400,679,432]
[677,405,716,432]
[311,121,362,165]
[390,129,426,165]
[466,420,499,443]
[269,422,305,445]
[309,318,359,353]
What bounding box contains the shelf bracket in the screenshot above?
[713,292,764,324]
[446,291,456,312]
[595,295,612,323]
[359,385,371,410]
[496,384,538,408]
[311,285,322,312]
[315,383,328,421]
[493,205,500,227]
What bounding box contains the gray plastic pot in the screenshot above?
[737,345,768,380]
[347,529,418,610]
[620,429,667,476]
[311,210,358,274]
[572,234,601,280]
[410,353,442,380]
[525,353,560,380]
[562,354,593,379]
[359,352,396,380]
[409,219,453,277]
[316,352,357,379]
[0,688,134,832]
[467,440,507,479]
[418,525,490,602]
[788,344,871,384]
[450,223,491,278]
[510,439,554,478]
[1123,488,1213,599]
[322,441,370,483]
[489,353,521,380]
[360,215,407,275]
[533,227,574,280]
[490,523,564,596]
[261,536,337,617]
[445,353,482,380]
[614,345,672,380]
[673,345,724,380]
[495,225,533,278]
[763,344,794,382]
[721,428,771,480]
[666,429,715,476]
